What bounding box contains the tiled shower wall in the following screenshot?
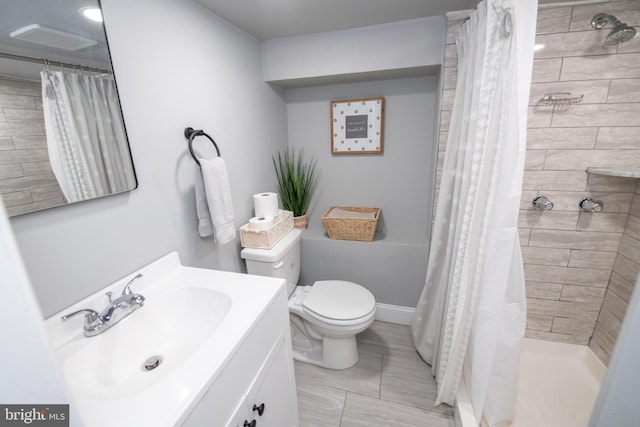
[439,0,640,365]
[0,75,64,216]
[590,186,640,364]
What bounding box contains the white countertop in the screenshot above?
[45,252,286,427]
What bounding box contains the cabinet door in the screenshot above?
[228,398,254,427]
[245,332,298,427]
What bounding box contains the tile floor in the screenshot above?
[294,321,456,427]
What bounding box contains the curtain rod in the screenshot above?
[0,52,111,74]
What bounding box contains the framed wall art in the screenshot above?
[330,97,385,154]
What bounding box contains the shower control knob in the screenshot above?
[532,196,554,210]
[580,198,603,213]
[244,420,256,427]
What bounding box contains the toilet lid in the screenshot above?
[303,280,375,321]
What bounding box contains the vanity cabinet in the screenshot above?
[227,333,295,427]
[182,288,298,427]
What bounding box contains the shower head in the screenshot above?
[591,13,637,45]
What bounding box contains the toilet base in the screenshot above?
[290,318,360,370]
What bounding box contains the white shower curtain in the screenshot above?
[42,68,135,203]
[411,0,536,425]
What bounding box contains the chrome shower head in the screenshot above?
[591,13,637,45]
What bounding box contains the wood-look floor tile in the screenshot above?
[296,382,346,427]
[357,321,418,359]
[340,392,454,427]
[295,322,455,427]
[294,350,382,398]
[380,353,453,416]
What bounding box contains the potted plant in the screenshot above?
[273,148,319,229]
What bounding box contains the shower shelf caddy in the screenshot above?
[536,92,583,107]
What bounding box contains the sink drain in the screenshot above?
[142,355,163,371]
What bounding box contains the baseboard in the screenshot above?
[374,303,415,325]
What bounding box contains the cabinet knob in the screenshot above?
[243,420,256,427]
[253,403,265,416]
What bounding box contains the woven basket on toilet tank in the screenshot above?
[321,206,380,242]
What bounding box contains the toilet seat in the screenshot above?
[302,280,376,324]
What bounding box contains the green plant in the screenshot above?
[273,148,319,217]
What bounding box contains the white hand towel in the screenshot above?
[194,167,214,237]
[195,157,236,244]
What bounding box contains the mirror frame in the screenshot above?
[0,0,137,217]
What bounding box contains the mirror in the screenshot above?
[0,0,137,217]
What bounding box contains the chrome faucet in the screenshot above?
[62,273,145,337]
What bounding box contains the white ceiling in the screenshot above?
[194,0,478,40]
[0,0,110,79]
[193,0,588,41]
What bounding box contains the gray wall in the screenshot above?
[287,76,438,306]
[287,76,437,235]
[8,0,289,317]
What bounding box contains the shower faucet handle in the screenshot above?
[532,196,554,211]
[580,198,603,213]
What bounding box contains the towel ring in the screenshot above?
[184,127,221,167]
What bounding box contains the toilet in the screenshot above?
[241,228,376,370]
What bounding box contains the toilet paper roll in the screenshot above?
[253,192,279,219]
[249,216,274,231]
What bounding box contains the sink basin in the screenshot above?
[61,286,231,399]
[45,252,286,427]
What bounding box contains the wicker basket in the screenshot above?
[240,210,294,249]
[321,206,380,242]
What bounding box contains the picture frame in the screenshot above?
[330,97,384,154]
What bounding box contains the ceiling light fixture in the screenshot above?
[80,7,103,23]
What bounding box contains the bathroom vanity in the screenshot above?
[45,252,298,426]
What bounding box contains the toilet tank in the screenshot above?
[241,228,302,296]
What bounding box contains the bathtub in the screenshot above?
[454,338,607,427]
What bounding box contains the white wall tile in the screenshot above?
[525,264,611,287]
[527,314,553,331]
[608,272,636,302]
[544,149,640,170]
[586,173,638,192]
[526,281,563,300]
[522,246,571,266]
[552,317,596,336]
[532,58,562,83]
[596,127,640,149]
[535,31,616,59]
[527,330,590,345]
[528,229,621,251]
[576,212,629,233]
[523,170,587,191]
[561,53,640,81]
[524,150,545,170]
[561,284,607,304]
[551,104,640,127]
[612,253,640,284]
[537,6,572,34]
[618,234,640,264]
[608,78,640,103]
[527,127,597,150]
[527,297,601,320]
[519,210,579,230]
[568,250,617,270]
